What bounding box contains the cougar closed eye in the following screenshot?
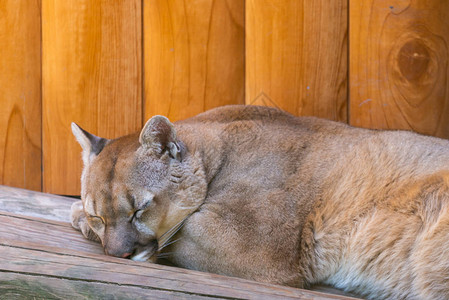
[137,192,154,210]
[131,209,144,222]
[87,215,105,224]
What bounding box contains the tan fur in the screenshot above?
[71,105,449,299]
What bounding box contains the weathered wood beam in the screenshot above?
[0,232,353,299]
[0,185,75,222]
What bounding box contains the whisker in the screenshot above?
[158,222,185,250]
[158,212,194,250]
[158,221,184,247]
[157,252,174,259]
[157,209,201,254]
[159,237,182,251]
[159,217,185,241]
[177,205,197,210]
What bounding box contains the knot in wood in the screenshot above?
[398,40,430,82]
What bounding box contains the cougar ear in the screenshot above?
[139,116,182,161]
[71,123,109,165]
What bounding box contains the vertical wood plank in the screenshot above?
[42,0,142,195]
[143,0,245,122]
[0,1,42,191]
[350,0,449,138]
[246,0,348,122]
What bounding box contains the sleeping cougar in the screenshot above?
[71,105,449,299]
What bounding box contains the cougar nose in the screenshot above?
[104,248,134,259]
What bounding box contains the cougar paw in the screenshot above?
[70,200,100,243]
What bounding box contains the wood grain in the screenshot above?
[0,0,42,191]
[0,212,104,256]
[246,0,348,121]
[350,0,449,137]
[143,0,245,122]
[42,0,143,194]
[1,273,214,300]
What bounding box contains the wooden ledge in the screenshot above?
[0,185,360,299]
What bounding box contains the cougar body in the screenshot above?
[71,105,449,299]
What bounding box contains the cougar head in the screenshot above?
[71,116,207,261]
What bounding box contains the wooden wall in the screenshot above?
[42,0,143,194]
[246,0,348,122]
[1,0,448,195]
[0,0,42,191]
[350,0,449,137]
[144,0,245,121]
